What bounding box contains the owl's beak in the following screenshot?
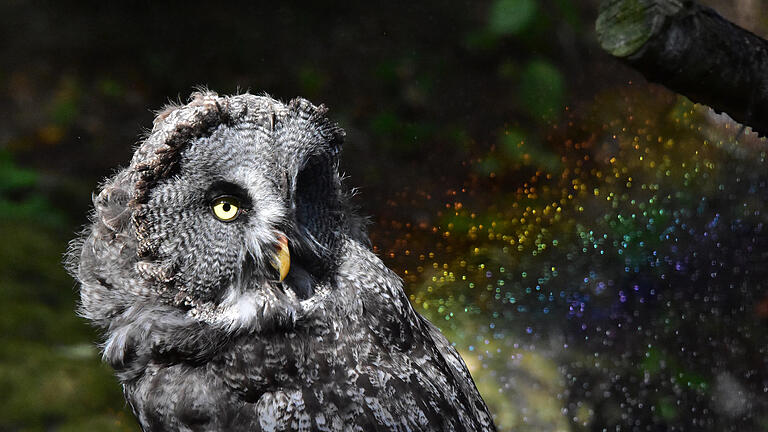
[272,234,291,282]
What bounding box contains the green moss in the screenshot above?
[596,0,684,57]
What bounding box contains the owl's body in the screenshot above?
[69,92,495,431]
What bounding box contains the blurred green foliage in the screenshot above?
[488,0,539,36]
[0,152,65,227]
[0,219,136,430]
[0,89,133,428]
[518,60,565,122]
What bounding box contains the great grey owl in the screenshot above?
[68,91,496,431]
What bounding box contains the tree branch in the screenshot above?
[597,0,768,137]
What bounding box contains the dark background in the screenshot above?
[2,1,768,430]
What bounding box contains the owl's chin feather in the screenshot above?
[189,260,323,334]
[191,283,299,334]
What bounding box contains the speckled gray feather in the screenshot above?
[67,91,496,431]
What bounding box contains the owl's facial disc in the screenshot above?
[199,164,326,310]
[123,93,352,334]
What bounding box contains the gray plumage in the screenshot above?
[67,91,496,431]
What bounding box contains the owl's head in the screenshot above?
[70,91,367,336]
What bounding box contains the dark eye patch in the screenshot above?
[205,181,253,209]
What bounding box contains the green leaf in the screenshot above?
[519,60,565,122]
[488,0,538,36]
[0,152,38,192]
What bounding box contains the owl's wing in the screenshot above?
[420,316,497,431]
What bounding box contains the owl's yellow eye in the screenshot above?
[211,196,241,221]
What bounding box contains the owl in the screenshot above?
[68,91,496,431]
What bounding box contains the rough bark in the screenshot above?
[596,0,768,137]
